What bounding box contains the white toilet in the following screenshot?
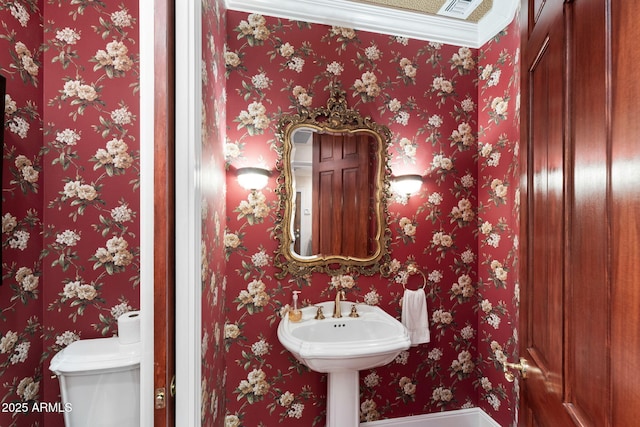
[49,315,141,426]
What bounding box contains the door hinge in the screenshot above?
[155,387,166,409]
[155,375,175,410]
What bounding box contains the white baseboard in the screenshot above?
[360,408,501,427]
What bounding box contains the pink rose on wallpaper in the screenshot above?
[235,278,271,314]
[488,95,509,123]
[91,236,134,274]
[92,137,134,174]
[234,101,270,135]
[450,46,476,75]
[353,71,381,102]
[291,85,313,108]
[92,40,134,76]
[7,40,40,86]
[234,190,271,224]
[241,14,271,43]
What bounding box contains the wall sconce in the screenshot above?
[237,167,270,191]
[391,174,423,198]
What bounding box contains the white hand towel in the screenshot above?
[401,288,430,346]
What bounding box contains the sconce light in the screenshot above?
[237,167,270,191]
[391,174,423,197]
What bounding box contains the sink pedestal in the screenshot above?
[277,301,411,427]
[326,371,359,427]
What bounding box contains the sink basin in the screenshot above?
[278,301,410,373]
[278,301,410,427]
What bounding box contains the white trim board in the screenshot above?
[361,408,501,427]
[138,0,154,425]
[224,0,518,48]
[174,0,203,425]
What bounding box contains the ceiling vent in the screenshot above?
[292,129,313,145]
[437,0,483,19]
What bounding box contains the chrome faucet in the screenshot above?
[333,290,345,318]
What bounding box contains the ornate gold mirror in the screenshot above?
[274,86,392,277]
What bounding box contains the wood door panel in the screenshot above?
[319,136,334,161]
[611,2,640,426]
[523,17,570,425]
[566,0,610,424]
[312,133,370,257]
[529,57,551,368]
[341,167,367,257]
[522,0,640,426]
[314,169,337,254]
[342,133,359,158]
[521,1,582,424]
[527,372,576,427]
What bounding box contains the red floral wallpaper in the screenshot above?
[1,1,44,426]
[201,0,228,425]
[1,1,140,426]
[2,2,519,426]
[223,10,520,427]
[475,23,520,427]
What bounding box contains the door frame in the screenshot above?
[140,0,156,424]
[174,0,203,425]
[141,0,203,425]
[151,0,177,424]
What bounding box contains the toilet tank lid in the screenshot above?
[49,337,140,374]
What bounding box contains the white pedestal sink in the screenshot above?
[277,301,410,427]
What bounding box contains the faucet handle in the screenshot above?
[348,304,360,318]
[314,306,325,320]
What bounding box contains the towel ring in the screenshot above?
[402,264,427,290]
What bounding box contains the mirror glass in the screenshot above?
[290,126,379,258]
[274,87,392,277]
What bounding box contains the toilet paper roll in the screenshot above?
[117,311,141,345]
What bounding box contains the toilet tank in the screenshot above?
[49,337,140,427]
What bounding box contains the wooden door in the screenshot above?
[520,1,576,424]
[562,0,610,424]
[154,0,175,424]
[610,2,640,424]
[520,0,640,426]
[312,132,371,257]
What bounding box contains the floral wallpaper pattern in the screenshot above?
[475,25,520,424]
[1,1,519,426]
[223,10,520,427]
[1,1,140,426]
[201,0,228,426]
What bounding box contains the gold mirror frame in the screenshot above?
[274,86,392,278]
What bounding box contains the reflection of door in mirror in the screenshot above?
[276,87,391,276]
[312,132,372,258]
[294,191,301,254]
[291,133,314,256]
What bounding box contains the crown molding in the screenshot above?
[224,0,518,48]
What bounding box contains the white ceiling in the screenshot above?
[224,0,519,48]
